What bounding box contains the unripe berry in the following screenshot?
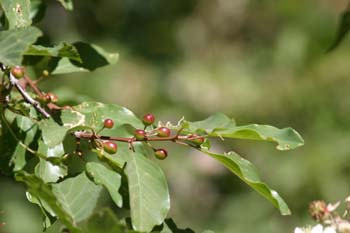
[154,149,168,160]
[103,141,117,154]
[103,118,114,129]
[11,66,25,79]
[134,129,146,140]
[142,113,155,126]
[44,92,58,103]
[157,127,171,137]
[188,135,205,146]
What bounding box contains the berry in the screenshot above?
[103,118,114,129]
[11,66,24,79]
[154,149,168,160]
[189,135,205,146]
[103,141,118,154]
[142,113,155,126]
[157,127,171,137]
[44,92,58,103]
[134,129,146,140]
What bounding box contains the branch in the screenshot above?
[8,72,50,118]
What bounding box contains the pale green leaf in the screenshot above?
[15,172,82,233]
[1,0,32,29]
[52,172,102,223]
[86,162,123,208]
[0,26,42,66]
[57,0,73,11]
[181,113,304,150]
[200,149,291,215]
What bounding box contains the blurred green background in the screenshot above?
[1,0,350,232]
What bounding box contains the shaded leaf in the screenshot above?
[25,43,81,62]
[1,0,31,29]
[86,162,123,208]
[15,172,81,233]
[181,113,304,150]
[160,219,195,233]
[80,208,125,233]
[200,149,291,215]
[0,26,42,66]
[30,0,47,23]
[52,172,102,223]
[327,8,350,52]
[52,42,118,74]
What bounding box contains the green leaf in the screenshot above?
[73,101,143,132]
[86,162,123,208]
[30,0,47,23]
[15,172,82,233]
[38,108,85,147]
[25,43,82,62]
[52,172,102,223]
[52,42,118,74]
[122,144,170,232]
[200,149,291,215]
[80,208,125,233]
[159,219,195,233]
[0,26,42,66]
[327,9,350,52]
[181,113,304,150]
[35,141,67,183]
[57,0,73,11]
[1,0,32,29]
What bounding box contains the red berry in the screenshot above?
[103,141,118,154]
[154,149,168,160]
[44,92,58,103]
[142,113,155,126]
[134,129,146,140]
[103,119,114,129]
[157,127,171,137]
[11,66,24,79]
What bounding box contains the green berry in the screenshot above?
[157,127,171,137]
[154,149,168,160]
[103,141,118,154]
[103,119,114,129]
[189,135,205,146]
[134,129,146,140]
[142,113,155,125]
[11,66,25,79]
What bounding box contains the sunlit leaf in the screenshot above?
[25,43,82,62]
[200,149,291,215]
[0,26,42,66]
[52,173,102,223]
[180,113,304,150]
[1,0,31,29]
[57,0,73,11]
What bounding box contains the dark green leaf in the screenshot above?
[30,0,47,23]
[52,172,102,223]
[86,162,123,208]
[159,219,195,233]
[200,149,291,215]
[327,9,350,52]
[181,113,304,150]
[25,43,82,62]
[0,26,42,66]
[52,42,118,74]
[80,208,125,233]
[1,0,31,29]
[15,172,82,233]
